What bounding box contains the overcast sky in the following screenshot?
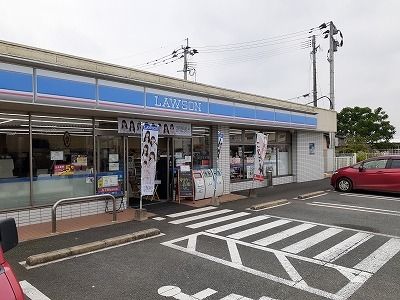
[1,1,399,139]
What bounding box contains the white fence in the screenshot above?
[335,153,357,170]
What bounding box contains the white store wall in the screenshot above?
[296,131,325,182]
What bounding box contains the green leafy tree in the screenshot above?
[337,107,396,146]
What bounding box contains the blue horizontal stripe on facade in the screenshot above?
[235,106,255,119]
[98,85,144,106]
[256,109,275,121]
[0,69,32,93]
[146,92,209,114]
[275,112,291,123]
[209,102,235,116]
[291,114,306,124]
[305,116,318,125]
[37,76,96,100]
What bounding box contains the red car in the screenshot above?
[0,218,24,300]
[331,155,400,193]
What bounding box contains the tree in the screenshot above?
[337,107,396,146]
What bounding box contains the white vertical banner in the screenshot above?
[141,123,159,195]
[254,133,269,181]
[217,131,224,160]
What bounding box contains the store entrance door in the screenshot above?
[126,136,172,206]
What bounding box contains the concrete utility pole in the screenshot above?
[183,38,189,80]
[328,22,337,110]
[311,35,317,107]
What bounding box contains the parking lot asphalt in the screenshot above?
[5,179,400,300]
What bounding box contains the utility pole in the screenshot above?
[328,22,336,110]
[311,35,317,107]
[183,38,189,80]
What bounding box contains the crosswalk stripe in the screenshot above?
[186,212,250,229]
[313,232,373,262]
[169,209,233,224]
[253,223,316,246]
[282,227,343,254]
[354,238,400,273]
[206,215,270,234]
[166,206,217,218]
[227,219,291,240]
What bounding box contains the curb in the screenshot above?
[26,228,160,266]
[297,191,326,199]
[249,199,288,210]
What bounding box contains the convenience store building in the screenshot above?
[0,40,336,226]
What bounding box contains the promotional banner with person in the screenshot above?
[254,133,269,181]
[141,123,159,196]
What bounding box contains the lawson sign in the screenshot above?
[146,90,209,115]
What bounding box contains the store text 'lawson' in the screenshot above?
[154,95,203,112]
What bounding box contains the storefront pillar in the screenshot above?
[211,125,230,195]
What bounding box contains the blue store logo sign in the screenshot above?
[154,95,202,112]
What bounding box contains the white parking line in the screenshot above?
[206,216,270,234]
[282,227,343,254]
[227,219,291,240]
[340,193,400,202]
[187,212,250,229]
[314,232,373,262]
[253,223,315,246]
[354,238,400,273]
[169,209,233,224]
[308,202,400,217]
[167,206,217,218]
[19,280,51,300]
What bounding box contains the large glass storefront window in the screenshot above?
[31,115,94,205]
[0,113,30,210]
[230,128,292,181]
[95,120,124,197]
[192,126,211,170]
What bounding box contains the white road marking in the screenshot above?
[354,238,400,273]
[253,223,316,246]
[192,288,218,299]
[167,206,217,218]
[162,232,372,300]
[169,209,233,224]
[187,235,198,251]
[307,202,400,217]
[313,201,400,214]
[153,217,166,221]
[282,227,343,254]
[227,240,243,265]
[220,294,252,300]
[259,297,279,300]
[187,212,250,229]
[20,233,165,269]
[206,216,270,234]
[19,280,51,300]
[341,193,400,202]
[314,232,373,262]
[275,252,303,282]
[227,219,291,240]
[261,214,400,239]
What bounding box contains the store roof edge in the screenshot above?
[0,39,333,115]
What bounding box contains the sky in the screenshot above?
[1,1,399,139]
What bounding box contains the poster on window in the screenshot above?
[254,133,269,181]
[118,118,191,136]
[141,123,159,196]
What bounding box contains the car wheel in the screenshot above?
[337,178,352,192]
